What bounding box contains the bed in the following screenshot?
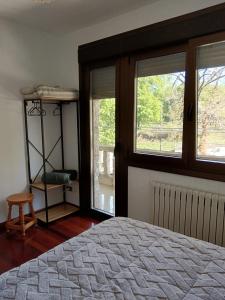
[1,217,225,299]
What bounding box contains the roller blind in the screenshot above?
[197,40,225,69]
[137,52,186,77]
[91,66,115,100]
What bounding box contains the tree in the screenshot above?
[136,77,161,128]
[97,67,225,156]
[137,73,185,128]
[98,99,115,146]
[198,67,225,155]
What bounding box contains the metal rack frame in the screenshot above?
[24,98,80,225]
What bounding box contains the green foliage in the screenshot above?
[137,74,184,128]
[136,77,161,128]
[97,67,225,157]
[97,73,185,146]
[99,99,115,146]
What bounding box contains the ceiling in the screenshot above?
[0,0,156,34]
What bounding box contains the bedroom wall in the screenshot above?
[0,18,72,223]
[59,0,225,222]
[1,0,224,223]
[58,0,225,87]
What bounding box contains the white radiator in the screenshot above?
[150,181,225,247]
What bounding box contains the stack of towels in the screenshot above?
[41,170,77,185]
[21,84,79,101]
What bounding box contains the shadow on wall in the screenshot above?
[0,16,63,99]
[0,99,27,223]
[0,17,65,223]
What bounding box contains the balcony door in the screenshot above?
[90,66,116,215]
[79,58,129,218]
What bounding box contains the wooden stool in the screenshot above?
[6,193,37,236]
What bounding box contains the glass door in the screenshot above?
[90,66,116,216]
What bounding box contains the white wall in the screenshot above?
[59,0,225,222]
[0,18,75,222]
[1,0,225,223]
[128,167,225,223]
[59,0,225,87]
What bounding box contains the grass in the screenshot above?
[136,138,182,154]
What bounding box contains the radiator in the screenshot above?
[150,181,225,247]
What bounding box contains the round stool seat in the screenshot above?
[6,193,36,236]
[7,193,33,204]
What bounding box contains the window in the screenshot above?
[196,41,225,163]
[135,52,186,157]
[79,6,225,218]
[130,33,225,180]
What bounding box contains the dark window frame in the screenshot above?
[127,31,225,182]
[79,4,225,219]
[79,58,130,217]
[128,44,188,171]
[188,31,225,175]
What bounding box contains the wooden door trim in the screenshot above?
[78,3,225,63]
[79,59,128,217]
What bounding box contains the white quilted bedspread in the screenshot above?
[1,217,225,299]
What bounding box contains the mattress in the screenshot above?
[1,217,225,299]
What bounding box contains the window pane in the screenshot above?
[135,52,186,157]
[90,66,115,216]
[197,41,225,162]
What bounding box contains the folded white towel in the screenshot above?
[21,84,74,95]
[23,90,79,101]
[21,85,79,101]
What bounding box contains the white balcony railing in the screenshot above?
[99,146,115,186]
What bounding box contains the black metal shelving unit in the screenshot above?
[24,98,80,225]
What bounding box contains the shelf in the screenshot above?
[31,182,64,191]
[36,203,79,223]
[24,98,77,104]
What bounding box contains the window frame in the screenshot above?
[128,32,225,182]
[79,57,130,218]
[187,31,225,176]
[128,44,189,171]
[79,4,225,195]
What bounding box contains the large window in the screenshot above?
[135,52,186,157]
[131,33,225,179]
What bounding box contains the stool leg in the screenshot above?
[29,202,37,225]
[19,204,25,236]
[6,203,12,232]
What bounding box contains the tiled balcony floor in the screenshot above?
[94,183,115,215]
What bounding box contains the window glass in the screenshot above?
[90,66,116,216]
[135,52,186,156]
[197,41,225,162]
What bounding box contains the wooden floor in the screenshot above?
[0,213,100,274]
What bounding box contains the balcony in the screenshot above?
[93,146,115,215]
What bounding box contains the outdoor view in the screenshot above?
[98,99,115,147]
[135,53,185,156]
[91,66,115,216]
[91,45,225,215]
[197,42,225,162]
[92,98,115,215]
[134,45,225,162]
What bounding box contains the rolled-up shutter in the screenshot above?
[137,52,186,77]
[91,66,115,100]
[197,41,225,69]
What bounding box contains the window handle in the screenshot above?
[187,103,194,121]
